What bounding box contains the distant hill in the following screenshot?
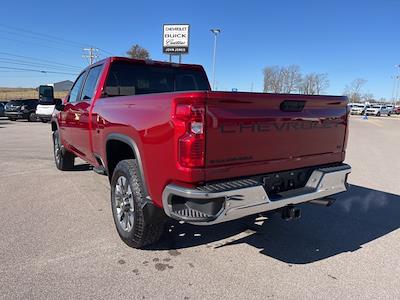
[0,87,68,101]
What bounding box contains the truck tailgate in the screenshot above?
[205,92,348,180]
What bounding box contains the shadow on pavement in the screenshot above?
[150,184,400,264]
[0,118,12,127]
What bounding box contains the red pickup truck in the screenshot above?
[51,57,351,248]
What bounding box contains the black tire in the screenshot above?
[376,112,381,117]
[388,112,391,117]
[52,130,74,171]
[28,112,36,122]
[9,118,16,121]
[111,159,165,248]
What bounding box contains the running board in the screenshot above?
[93,166,107,175]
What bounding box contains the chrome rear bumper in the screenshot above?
[162,164,351,225]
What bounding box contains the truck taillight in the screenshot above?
[174,103,205,168]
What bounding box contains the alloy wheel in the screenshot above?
[114,176,135,232]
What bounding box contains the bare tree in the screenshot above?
[281,65,302,93]
[344,78,367,102]
[299,73,329,95]
[314,73,329,94]
[362,93,375,103]
[263,66,283,93]
[126,44,150,59]
[263,65,302,93]
[299,74,315,95]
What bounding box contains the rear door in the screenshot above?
[73,64,103,163]
[205,92,348,179]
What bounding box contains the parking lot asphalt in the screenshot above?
[0,115,399,299]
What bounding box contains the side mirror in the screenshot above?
[54,98,64,111]
[38,85,54,104]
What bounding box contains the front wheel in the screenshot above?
[111,159,165,248]
[52,130,74,170]
[376,112,381,117]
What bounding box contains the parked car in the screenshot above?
[0,101,8,117]
[385,105,395,114]
[365,105,392,116]
[0,102,5,117]
[51,56,351,248]
[393,106,400,115]
[350,103,369,115]
[4,99,39,121]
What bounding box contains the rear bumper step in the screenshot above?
[162,163,351,225]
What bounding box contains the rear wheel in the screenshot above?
[388,112,391,117]
[111,159,165,248]
[52,130,74,170]
[28,112,36,122]
[8,118,16,121]
[376,112,381,117]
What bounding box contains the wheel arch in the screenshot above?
[105,133,148,197]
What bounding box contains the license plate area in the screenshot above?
[262,167,314,197]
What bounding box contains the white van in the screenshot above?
[35,85,55,123]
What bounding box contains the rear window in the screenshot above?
[103,61,210,97]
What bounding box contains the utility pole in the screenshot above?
[82,47,99,65]
[210,29,221,91]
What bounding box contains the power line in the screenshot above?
[0,66,77,75]
[0,23,89,48]
[0,28,85,50]
[0,58,81,71]
[0,60,79,72]
[0,51,82,69]
[0,23,114,56]
[97,47,114,56]
[0,35,82,55]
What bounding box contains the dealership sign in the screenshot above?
[163,24,190,54]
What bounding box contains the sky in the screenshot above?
[0,0,399,99]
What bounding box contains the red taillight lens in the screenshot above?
[179,133,205,167]
[174,102,205,168]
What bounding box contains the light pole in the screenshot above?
[210,29,221,90]
[395,65,400,106]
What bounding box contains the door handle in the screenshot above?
[96,115,105,130]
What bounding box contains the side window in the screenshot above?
[79,65,103,102]
[69,72,86,103]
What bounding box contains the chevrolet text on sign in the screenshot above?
[163,24,190,54]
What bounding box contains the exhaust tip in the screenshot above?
[309,198,335,207]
